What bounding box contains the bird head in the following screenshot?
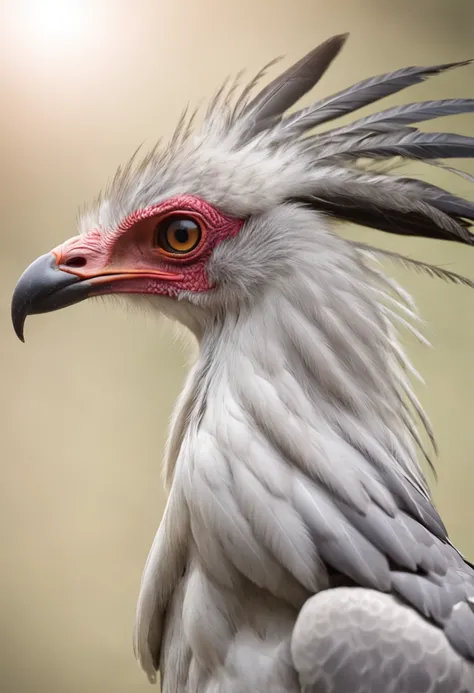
[11,34,474,343]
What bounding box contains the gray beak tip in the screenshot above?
[11,253,88,342]
[11,290,26,342]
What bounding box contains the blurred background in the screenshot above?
[1,0,474,691]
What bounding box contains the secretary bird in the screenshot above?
[11,33,474,693]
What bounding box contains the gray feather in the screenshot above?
[391,571,455,624]
[242,34,348,134]
[340,504,419,572]
[317,130,474,163]
[320,98,474,138]
[292,589,474,693]
[293,478,391,591]
[445,601,474,661]
[353,243,474,289]
[297,180,474,244]
[395,177,474,222]
[274,61,472,138]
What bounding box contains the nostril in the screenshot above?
[64,256,87,268]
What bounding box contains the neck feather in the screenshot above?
[136,241,437,685]
[164,241,432,501]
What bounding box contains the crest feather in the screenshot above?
[241,33,348,137]
[90,34,474,272]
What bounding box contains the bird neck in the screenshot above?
[165,251,430,498]
[137,254,433,686]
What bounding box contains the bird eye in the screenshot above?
[154,216,202,255]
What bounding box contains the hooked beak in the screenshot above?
[11,251,183,342]
[11,253,94,342]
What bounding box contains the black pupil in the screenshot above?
[174,224,190,244]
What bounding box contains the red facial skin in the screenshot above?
[51,194,244,297]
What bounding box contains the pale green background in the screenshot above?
[1,0,474,691]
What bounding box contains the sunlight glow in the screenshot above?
[12,0,94,49]
[30,1,87,40]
